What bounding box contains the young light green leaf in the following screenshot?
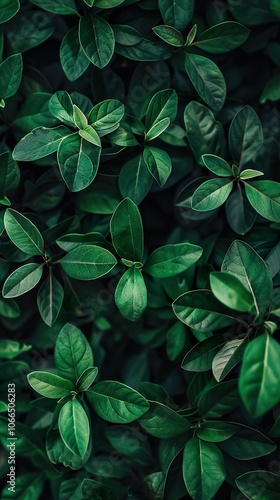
[55,323,93,382]
[152,25,184,47]
[143,147,172,187]
[184,101,226,164]
[239,169,264,179]
[37,271,64,327]
[192,178,233,211]
[115,267,147,322]
[185,53,226,111]
[138,401,190,438]
[86,381,149,423]
[239,334,280,418]
[210,271,254,312]
[73,105,87,129]
[119,154,153,205]
[49,91,74,127]
[244,180,280,223]
[60,244,117,280]
[110,198,144,261]
[89,99,125,135]
[3,263,43,298]
[60,26,90,82]
[183,438,226,500]
[27,371,75,399]
[145,89,178,131]
[222,240,273,315]
[158,0,194,31]
[236,471,280,499]
[0,0,19,24]
[79,15,115,69]
[13,126,70,161]
[173,290,237,331]
[58,399,89,458]
[145,117,170,141]
[77,367,98,392]
[79,125,101,146]
[202,154,232,177]
[144,243,202,278]
[0,53,22,99]
[229,106,263,167]
[4,208,44,256]
[58,133,101,192]
[194,21,250,53]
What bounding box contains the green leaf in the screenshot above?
[270,0,280,16]
[60,244,117,280]
[89,99,125,135]
[145,89,178,132]
[194,21,250,53]
[181,334,227,372]
[29,0,77,14]
[202,154,232,177]
[152,25,184,47]
[5,10,55,54]
[0,151,20,199]
[106,425,152,465]
[244,180,280,223]
[56,232,112,252]
[192,178,233,211]
[239,334,280,418]
[58,399,89,458]
[173,290,237,331]
[260,74,280,103]
[143,146,172,187]
[226,187,256,235]
[58,133,101,192]
[158,0,194,31]
[198,380,240,418]
[184,101,226,164]
[55,323,93,383]
[49,91,74,126]
[115,267,147,322]
[196,421,238,442]
[229,106,263,166]
[219,424,276,459]
[138,401,190,438]
[236,471,280,499]
[0,53,22,99]
[79,125,101,146]
[119,154,153,205]
[166,322,188,361]
[228,0,276,25]
[0,0,19,24]
[94,0,124,6]
[145,117,170,141]
[4,208,44,256]
[73,104,87,129]
[60,26,90,82]
[27,371,75,399]
[79,15,115,69]
[212,338,247,382]
[210,271,254,312]
[239,169,264,179]
[183,437,226,500]
[185,53,226,111]
[1,473,44,500]
[3,263,43,298]
[110,198,144,261]
[77,367,98,392]
[222,240,273,316]
[37,271,64,326]
[0,339,31,359]
[13,126,70,161]
[86,381,149,423]
[144,243,202,278]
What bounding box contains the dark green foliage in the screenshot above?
[1,1,280,499]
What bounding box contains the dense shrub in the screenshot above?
[1,0,280,498]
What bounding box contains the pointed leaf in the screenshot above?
[3,263,43,298]
[158,0,194,31]
[195,21,250,53]
[244,180,280,223]
[13,126,70,161]
[37,271,64,326]
[110,198,144,261]
[138,401,190,438]
[60,245,117,280]
[236,471,280,499]
[55,323,93,382]
[192,178,233,211]
[143,146,172,187]
[79,15,115,69]
[27,371,74,399]
[4,209,44,256]
[144,243,202,278]
[60,26,90,82]
[202,154,232,177]
[0,53,22,99]
[210,271,254,312]
[229,106,263,166]
[115,267,147,322]
[58,399,89,458]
